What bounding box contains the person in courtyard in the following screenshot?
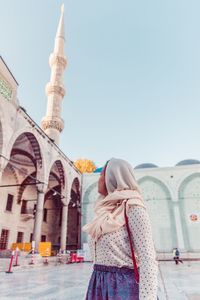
[173,248,183,265]
[83,158,158,300]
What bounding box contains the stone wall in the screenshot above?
[81,164,200,252]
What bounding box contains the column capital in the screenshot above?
[37,182,47,194]
[61,194,70,206]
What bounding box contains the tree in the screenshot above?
[74,159,96,173]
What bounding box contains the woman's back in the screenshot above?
[89,205,158,299]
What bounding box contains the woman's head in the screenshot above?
[98,158,140,195]
[98,161,109,196]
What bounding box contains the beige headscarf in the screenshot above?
[82,158,146,240]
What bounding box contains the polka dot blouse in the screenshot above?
[89,206,158,300]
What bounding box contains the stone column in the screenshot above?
[33,187,45,251]
[60,204,68,251]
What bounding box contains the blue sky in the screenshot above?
[1,0,200,168]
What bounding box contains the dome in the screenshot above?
[134,163,158,169]
[176,159,200,166]
[94,167,103,173]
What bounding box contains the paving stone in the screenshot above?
[0,260,200,299]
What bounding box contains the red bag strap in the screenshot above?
[124,201,139,283]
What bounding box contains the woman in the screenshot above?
[83,158,158,300]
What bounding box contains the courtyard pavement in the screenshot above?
[0,259,200,299]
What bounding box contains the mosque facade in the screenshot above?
[82,161,200,253]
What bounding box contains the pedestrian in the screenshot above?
[83,158,158,300]
[173,248,177,264]
[173,248,183,265]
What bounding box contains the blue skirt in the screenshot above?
[85,264,139,300]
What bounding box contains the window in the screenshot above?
[43,208,47,222]
[41,235,46,242]
[0,229,9,249]
[6,194,13,212]
[16,232,23,243]
[30,233,33,243]
[21,200,27,214]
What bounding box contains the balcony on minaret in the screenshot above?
[41,4,67,145]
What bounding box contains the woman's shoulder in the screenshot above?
[128,198,146,210]
[127,203,148,219]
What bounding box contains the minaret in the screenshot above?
[41,4,67,145]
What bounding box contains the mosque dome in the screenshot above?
[134,163,158,169]
[175,159,200,166]
[94,167,103,173]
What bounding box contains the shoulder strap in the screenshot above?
[124,202,139,283]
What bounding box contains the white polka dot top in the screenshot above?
[89,206,158,300]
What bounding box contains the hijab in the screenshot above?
[82,158,145,240]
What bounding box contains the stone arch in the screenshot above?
[6,163,19,186]
[11,149,37,168]
[67,177,81,250]
[17,171,37,203]
[42,160,66,248]
[138,176,175,252]
[55,160,65,187]
[48,159,65,189]
[3,131,46,207]
[9,132,42,168]
[178,173,200,251]
[44,184,61,202]
[49,172,61,184]
[6,129,45,182]
[70,177,80,193]
[81,181,98,244]
[1,162,20,214]
[83,182,98,206]
[1,163,20,200]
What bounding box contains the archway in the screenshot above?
[179,173,200,251]
[0,163,19,249]
[81,182,98,244]
[0,132,44,249]
[138,176,175,252]
[43,160,65,249]
[67,178,81,250]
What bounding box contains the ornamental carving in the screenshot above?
[41,118,64,132]
[49,54,67,68]
[0,77,12,101]
[45,84,65,98]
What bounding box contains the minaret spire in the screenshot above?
[41,4,67,145]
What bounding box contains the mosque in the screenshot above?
[0,6,81,252]
[0,6,200,254]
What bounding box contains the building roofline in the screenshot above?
[18,106,81,175]
[0,56,19,85]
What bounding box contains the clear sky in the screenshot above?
[1,0,200,168]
